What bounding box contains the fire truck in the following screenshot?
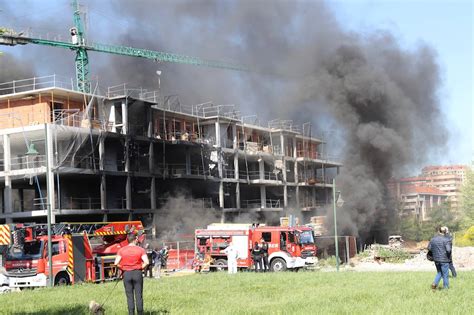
[0,221,144,288]
[194,223,317,272]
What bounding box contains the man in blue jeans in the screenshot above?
[445,228,457,277]
[428,226,452,290]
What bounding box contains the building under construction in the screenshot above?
[0,75,341,226]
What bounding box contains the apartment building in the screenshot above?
[388,165,469,221]
[420,165,468,209]
[0,75,341,226]
[398,185,448,221]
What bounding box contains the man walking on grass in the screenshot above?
[428,226,451,290]
[445,228,457,278]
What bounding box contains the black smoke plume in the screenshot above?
[0,1,447,242]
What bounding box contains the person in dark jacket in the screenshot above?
[260,238,269,272]
[251,242,263,272]
[428,226,452,289]
[445,228,457,277]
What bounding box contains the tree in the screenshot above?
[460,169,474,228]
[399,202,460,241]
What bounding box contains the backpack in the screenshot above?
[426,250,434,261]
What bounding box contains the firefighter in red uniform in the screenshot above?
[115,233,149,315]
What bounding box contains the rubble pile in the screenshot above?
[351,246,474,272]
[451,247,474,268]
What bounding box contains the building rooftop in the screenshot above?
[402,185,447,195]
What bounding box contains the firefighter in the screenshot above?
[153,248,161,279]
[154,245,169,279]
[251,242,263,272]
[115,233,149,315]
[144,244,154,278]
[159,246,169,269]
[260,238,269,272]
[222,242,239,274]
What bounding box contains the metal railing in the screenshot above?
[53,110,112,132]
[268,119,302,133]
[300,201,326,208]
[60,155,100,170]
[0,75,74,95]
[62,197,101,210]
[3,155,47,171]
[224,169,236,179]
[157,197,213,209]
[241,199,282,209]
[154,164,211,177]
[152,131,205,143]
[296,150,318,159]
[247,170,281,181]
[297,175,332,184]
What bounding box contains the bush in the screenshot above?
[318,255,339,267]
[455,226,474,247]
[373,245,411,263]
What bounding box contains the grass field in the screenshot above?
[0,271,473,314]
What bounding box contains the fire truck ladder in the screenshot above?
[2,221,142,239]
[54,222,143,236]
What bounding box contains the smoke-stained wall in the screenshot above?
[0,1,447,242]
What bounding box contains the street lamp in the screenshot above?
[332,178,343,272]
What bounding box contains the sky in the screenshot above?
[330,0,473,165]
[0,0,472,166]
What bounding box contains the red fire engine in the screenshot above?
[194,223,317,272]
[0,221,144,288]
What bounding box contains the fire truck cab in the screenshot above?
[195,224,317,272]
[0,221,144,288]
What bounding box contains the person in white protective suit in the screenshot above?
[222,242,239,274]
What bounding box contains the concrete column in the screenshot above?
[282,159,287,182]
[126,176,132,210]
[150,177,156,209]
[234,153,239,180]
[125,139,130,172]
[232,124,237,150]
[217,151,223,178]
[46,124,56,223]
[280,133,285,156]
[149,142,154,174]
[215,121,221,147]
[284,185,288,208]
[259,158,264,180]
[185,148,191,175]
[109,104,116,133]
[312,187,316,207]
[121,100,128,135]
[100,175,106,210]
[219,181,224,208]
[99,136,105,171]
[260,185,266,209]
[147,110,153,138]
[294,161,299,184]
[236,182,241,209]
[3,134,12,222]
[295,186,300,209]
[103,213,108,222]
[292,137,297,158]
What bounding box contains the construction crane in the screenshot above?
[0,0,248,93]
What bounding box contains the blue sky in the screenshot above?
[329,0,473,165]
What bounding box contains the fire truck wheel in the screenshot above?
[214,259,227,272]
[54,272,71,286]
[270,258,287,272]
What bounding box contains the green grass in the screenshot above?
[1,271,473,314]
